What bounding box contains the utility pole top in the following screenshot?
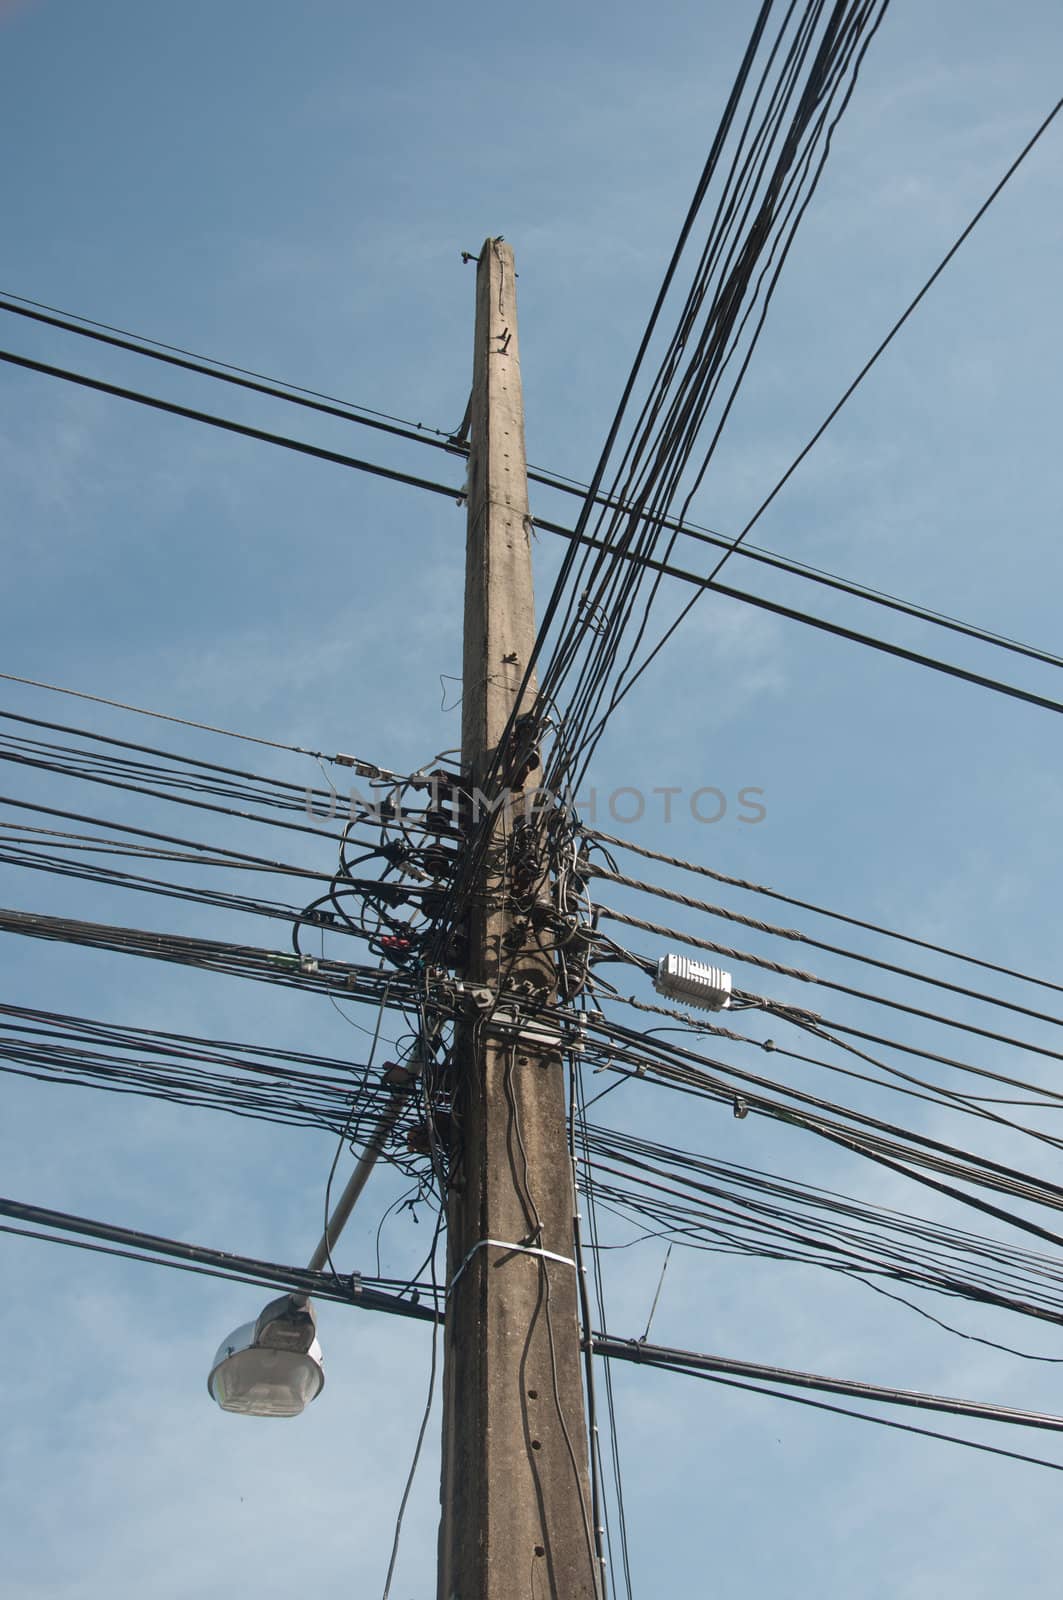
[460,237,539,789]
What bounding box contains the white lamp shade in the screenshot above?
[208,1319,324,1417]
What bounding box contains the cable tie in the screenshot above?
[448,1237,576,1294]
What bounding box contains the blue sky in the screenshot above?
[1,1,1062,1595]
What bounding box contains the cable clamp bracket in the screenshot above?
[448,1238,576,1295]
[485,1007,582,1053]
[451,980,496,1011]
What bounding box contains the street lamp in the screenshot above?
[208,1293,324,1418]
[208,1059,418,1417]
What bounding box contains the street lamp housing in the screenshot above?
[208,1294,324,1417]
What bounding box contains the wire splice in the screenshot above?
[654,953,732,1012]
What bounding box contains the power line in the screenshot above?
[573,1009,1063,1229]
[585,824,1063,1000]
[0,840,329,937]
[591,1338,1063,1475]
[0,1001,397,1137]
[0,1192,439,1317]
[0,670,339,759]
[578,1120,1063,1327]
[591,1331,1063,1437]
[0,345,466,502]
[0,791,362,878]
[442,1,900,943]
[0,705,334,800]
[8,291,1061,680]
[576,93,1063,742]
[0,732,349,844]
[380,1207,444,1600]
[0,289,467,456]
[719,91,1063,575]
[590,862,1063,1031]
[0,904,426,1007]
[10,321,1057,717]
[0,707,431,842]
[4,1200,1059,1475]
[9,1186,1060,1472]
[534,0,894,788]
[619,994,1063,1132]
[6,344,1062,716]
[0,713,421,850]
[543,495,1063,674]
[595,901,1063,1065]
[536,517,1063,719]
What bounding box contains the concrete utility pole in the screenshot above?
[437,238,599,1600]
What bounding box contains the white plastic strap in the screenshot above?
[448,1237,576,1295]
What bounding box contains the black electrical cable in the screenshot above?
[568,1059,618,1599]
[0,346,465,502]
[4,1217,1058,1474]
[573,1063,637,1600]
[474,0,799,781]
[0,820,308,872]
[0,999,408,1131]
[320,981,392,1285]
[591,1331,1063,1435]
[721,92,1063,577]
[572,1008,1063,1227]
[0,291,472,461]
[533,488,1063,675]
[592,1344,1063,1475]
[0,1193,440,1318]
[584,825,1063,1001]
[534,517,1063,720]
[0,839,338,935]
[0,903,428,1007]
[0,710,455,847]
[0,791,374,880]
[5,360,1056,745]
[0,705,339,804]
[596,901,1063,1066]
[614,989,1063,1123]
[0,738,352,844]
[591,862,1063,1032]
[0,669,339,759]
[576,1121,1063,1327]
[539,0,893,791]
[574,92,1063,752]
[380,1203,444,1600]
[437,1,894,950]
[7,293,1059,682]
